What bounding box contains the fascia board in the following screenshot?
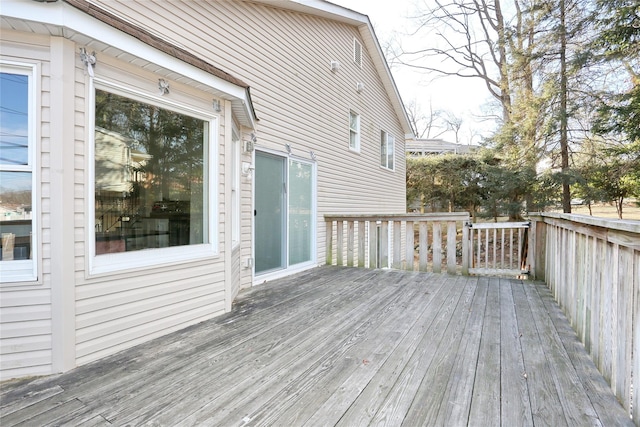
[254,0,368,24]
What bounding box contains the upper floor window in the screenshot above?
[349,111,360,152]
[91,83,217,274]
[381,130,395,170]
[0,63,38,282]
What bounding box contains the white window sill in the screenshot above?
[89,243,218,276]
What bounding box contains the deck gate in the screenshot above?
[466,221,530,276]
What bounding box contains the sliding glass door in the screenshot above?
[254,152,315,276]
[255,152,286,274]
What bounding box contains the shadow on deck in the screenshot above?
[0,267,633,426]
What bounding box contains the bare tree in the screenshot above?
[402,0,513,121]
[405,99,448,138]
[442,111,464,144]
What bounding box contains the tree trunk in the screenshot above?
[493,0,512,122]
[559,0,571,213]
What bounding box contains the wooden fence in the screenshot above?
[530,213,639,425]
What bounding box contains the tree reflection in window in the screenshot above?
[94,89,208,254]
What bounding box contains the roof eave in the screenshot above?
[5,0,258,128]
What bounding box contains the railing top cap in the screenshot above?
[324,212,471,221]
[530,212,640,234]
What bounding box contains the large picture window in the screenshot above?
[93,87,212,264]
[0,64,37,283]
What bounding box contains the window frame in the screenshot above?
[380,130,395,171]
[349,110,360,152]
[0,61,39,284]
[88,78,219,276]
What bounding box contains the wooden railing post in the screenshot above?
[432,222,442,273]
[380,221,389,268]
[419,221,428,272]
[347,221,354,267]
[326,220,333,265]
[369,221,378,268]
[527,213,546,281]
[393,221,402,270]
[357,221,366,268]
[446,221,457,274]
[336,220,343,266]
[461,221,469,275]
[406,221,414,271]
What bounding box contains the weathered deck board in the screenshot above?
[522,277,600,425]
[334,273,457,426]
[513,280,567,426]
[499,278,534,427]
[467,277,501,426]
[0,266,633,427]
[364,276,469,426]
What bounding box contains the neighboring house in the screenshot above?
[0,0,413,379]
[406,138,475,156]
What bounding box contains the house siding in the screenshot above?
[1,25,236,375]
[1,0,409,379]
[239,149,254,290]
[90,0,408,262]
[0,30,53,380]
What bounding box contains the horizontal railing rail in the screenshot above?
[530,213,639,425]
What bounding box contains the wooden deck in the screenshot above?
[0,267,633,426]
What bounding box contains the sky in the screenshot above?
[329,0,495,144]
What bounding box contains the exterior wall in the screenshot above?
[0,31,54,380]
[89,0,408,268]
[0,24,239,377]
[1,0,408,379]
[75,53,230,366]
[239,142,254,289]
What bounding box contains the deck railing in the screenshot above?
[324,214,535,277]
[530,213,639,424]
[324,213,471,274]
[325,211,639,424]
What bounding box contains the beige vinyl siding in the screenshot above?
[75,265,226,364]
[239,141,254,290]
[91,0,407,262]
[0,31,53,380]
